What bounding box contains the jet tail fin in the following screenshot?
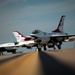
[13,31,25,42]
[52,15,65,33]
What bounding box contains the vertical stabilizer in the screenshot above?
[13,31,25,42]
[52,15,65,33]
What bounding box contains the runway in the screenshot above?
[0,48,75,75]
[0,53,24,64]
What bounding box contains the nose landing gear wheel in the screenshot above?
[38,48,41,51]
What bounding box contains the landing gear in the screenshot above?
[0,52,3,56]
[36,44,42,51]
[53,46,56,50]
[35,48,41,51]
[43,45,47,51]
[56,41,62,49]
[38,48,41,51]
[12,50,16,54]
[57,44,61,49]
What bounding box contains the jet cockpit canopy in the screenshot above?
[32,30,41,34]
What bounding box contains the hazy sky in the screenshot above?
[0,0,75,53]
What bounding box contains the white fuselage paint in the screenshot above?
[16,40,35,47]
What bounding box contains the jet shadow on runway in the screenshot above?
[39,51,75,75]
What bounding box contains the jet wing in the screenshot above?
[51,34,75,38]
[50,34,75,42]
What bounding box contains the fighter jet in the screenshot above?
[0,15,75,55]
[28,15,75,51]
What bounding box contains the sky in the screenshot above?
[0,0,75,53]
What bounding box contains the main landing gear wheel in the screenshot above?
[0,52,3,56]
[43,45,47,51]
[57,45,61,49]
[36,45,42,51]
[12,50,16,54]
[53,46,56,50]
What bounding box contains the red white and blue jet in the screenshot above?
[0,15,75,55]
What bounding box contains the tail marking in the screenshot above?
[52,15,65,33]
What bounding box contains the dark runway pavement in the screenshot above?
[39,51,75,75]
[0,48,75,75]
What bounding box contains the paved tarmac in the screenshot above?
[0,48,75,75]
[0,53,24,64]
